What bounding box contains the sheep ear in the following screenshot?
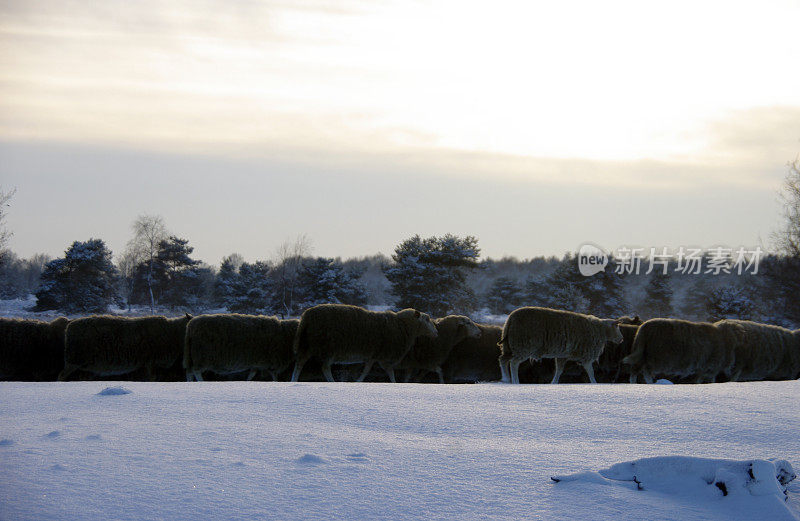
[185,313,193,320]
[414,310,421,318]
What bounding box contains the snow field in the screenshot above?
[0,381,798,520]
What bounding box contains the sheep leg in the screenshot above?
[435,366,445,384]
[290,357,308,382]
[380,363,397,383]
[58,364,79,382]
[499,359,511,383]
[321,361,335,382]
[185,372,194,382]
[642,370,653,384]
[193,370,204,382]
[629,373,638,384]
[510,359,522,384]
[582,361,597,384]
[355,360,374,382]
[550,358,566,384]
[246,370,257,381]
[269,371,278,381]
[402,369,416,383]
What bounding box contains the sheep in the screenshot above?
[59,314,192,381]
[498,307,623,384]
[397,315,481,383]
[596,323,640,383]
[441,324,503,383]
[0,317,69,381]
[786,330,800,379]
[290,304,437,383]
[183,314,298,382]
[714,319,796,381]
[623,318,736,384]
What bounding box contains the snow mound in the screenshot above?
[655,379,674,385]
[0,438,13,446]
[296,453,326,465]
[553,457,796,515]
[96,386,132,396]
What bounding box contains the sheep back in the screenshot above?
[624,318,734,381]
[64,315,189,377]
[294,304,434,366]
[0,317,68,380]
[184,314,292,375]
[500,307,620,364]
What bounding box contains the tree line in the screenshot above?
[0,158,799,326]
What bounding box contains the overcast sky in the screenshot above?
[1,0,799,264]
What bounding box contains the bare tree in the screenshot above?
[775,157,800,256]
[274,234,312,317]
[116,248,140,310]
[126,214,169,313]
[0,187,16,268]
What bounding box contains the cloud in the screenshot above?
[0,0,798,194]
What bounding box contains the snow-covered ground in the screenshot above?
[1,381,798,521]
[0,297,509,325]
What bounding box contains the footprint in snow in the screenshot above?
[44,430,61,439]
[346,453,369,463]
[50,464,66,471]
[85,434,102,441]
[0,439,13,447]
[296,454,327,465]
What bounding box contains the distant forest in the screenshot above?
[1,158,799,327]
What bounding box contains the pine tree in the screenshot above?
[643,270,673,318]
[214,253,243,307]
[228,261,272,314]
[484,277,523,314]
[579,261,628,317]
[705,285,758,322]
[680,277,712,321]
[383,234,480,316]
[153,236,203,309]
[35,238,121,312]
[534,255,588,313]
[295,257,367,312]
[129,236,204,310]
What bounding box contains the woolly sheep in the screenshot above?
[59,314,191,381]
[715,319,795,381]
[442,324,503,383]
[398,315,481,383]
[498,307,623,384]
[623,318,736,384]
[596,323,640,383]
[290,304,437,383]
[0,317,69,380]
[787,330,800,379]
[184,314,299,382]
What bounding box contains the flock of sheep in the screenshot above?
[1,304,799,384]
